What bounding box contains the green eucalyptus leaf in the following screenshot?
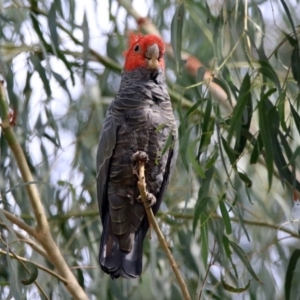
[200,216,209,268]
[82,11,90,80]
[222,279,250,293]
[229,240,262,283]
[171,3,185,73]
[285,249,300,300]
[219,197,232,235]
[20,262,38,286]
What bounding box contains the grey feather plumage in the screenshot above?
[97,67,178,278]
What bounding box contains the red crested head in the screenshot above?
[123,33,165,72]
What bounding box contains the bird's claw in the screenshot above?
[132,151,149,163]
[132,151,149,175]
[137,192,156,208]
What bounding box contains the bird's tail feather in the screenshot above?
[99,216,144,278]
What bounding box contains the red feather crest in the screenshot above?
[123,32,165,71]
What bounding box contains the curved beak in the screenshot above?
[145,43,160,69]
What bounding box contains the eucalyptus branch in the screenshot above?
[31,208,299,239]
[165,212,300,239]
[0,83,49,231]
[0,249,68,284]
[0,221,49,260]
[136,156,192,300]
[2,239,49,300]
[2,209,38,238]
[0,82,88,300]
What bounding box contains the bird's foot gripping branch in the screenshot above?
[132,150,157,208]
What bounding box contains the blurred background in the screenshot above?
[1,0,300,299]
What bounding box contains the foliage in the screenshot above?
[1,0,300,299]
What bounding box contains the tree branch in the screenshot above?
[136,158,192,300]
[0,249,68,284]
[0,81,88,300]
[20,208,298,239]
[2,210,38,238]
[165,212,300,239]
[0,220,49,260]
[0,222,50,262]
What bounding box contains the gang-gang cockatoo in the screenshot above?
[96,33,178,278]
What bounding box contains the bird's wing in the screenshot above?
[152,134,178,216]
[96,112,117,223]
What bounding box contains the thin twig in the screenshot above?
[165,211,300,239]
[17,208,299,239]
[198,240,216,300]
[0,221,49,260]
[5,243,49,300]
[2,210,38,238]
[137,160,192,300]
[0,249,68,284]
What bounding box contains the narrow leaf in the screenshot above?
[237,171,252,187]
[198,99,213,154]
[290,102,300,135]
[200,217,209,268]
[250,133,263,164]
[188,138,205,178]
[222,235,238,278]
[222,66,239,99]
[229,240,262,283]
[291,45,300,88]
[231,202,251,241]
[222,279,250,293]
[221,136,237,165]
[21,262,39,285]
[179,126,192,171]
[278,89,287,132]
[186,98,203,117]
[193,168,214,233]
[258,60,281,92]
[193,196,211,233]
[279,0,298,43]
[82,11,90,80]
[285,249,300,300]
[228,73,251,144]
[213,13,224,63]
[29,54,51,97]
[273,130,300,191]
[219,198,232,234]
[288,146,300,166]
[205,146,219,169]
[258,91,277,187]
[48,3,59,49]
[171,3,185,73]
[222,235,231,257]
[161,132,174,156]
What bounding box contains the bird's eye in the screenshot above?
[134,45,140,52]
